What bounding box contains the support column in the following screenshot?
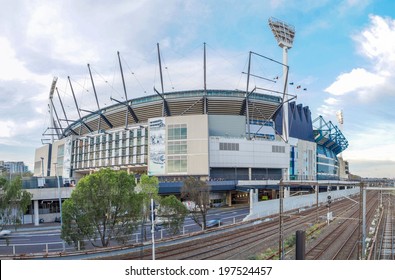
[272,189,277,199]
[248,168,252,181]
[34,200,39,226]
[249,189,253,212]
[227,191,232,207]
[315,185,319,222]
[284,187,290,198]
[362,185,367,259]
[249,189,258,211]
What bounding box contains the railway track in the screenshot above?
[372,193,395,260]
[331,195,378,260]
[101,194,362,260]
[305,191,378,260]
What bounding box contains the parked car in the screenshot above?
[0,229,11,238]
[206,219,221,228]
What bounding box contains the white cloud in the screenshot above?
[26,3,100,65]
[0,37,37,81]
[316,104,337,119]
[338,0,372,14]
[0,120,15,138]
[324,97,339,105]
[324,15,395,102]
[343,122,395,167]
[355,15,395,66]
[324,68,385,96]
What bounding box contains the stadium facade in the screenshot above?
[25,37,350,224]
[26,85,350,223]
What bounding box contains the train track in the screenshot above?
[373,193,395,259]
[100,195,362,260]
[305,191,378,260]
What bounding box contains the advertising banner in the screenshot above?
[148,118,166,175]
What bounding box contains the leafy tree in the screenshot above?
[0,176,32,230]
[137,174,188,237]
[158,195,188,235]
[181,177,211,230]
[61,169,141,248]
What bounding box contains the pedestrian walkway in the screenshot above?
[9,222,60,234]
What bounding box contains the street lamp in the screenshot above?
[268,17,295,144]
[40,157,44,178]
[53,163,62,226]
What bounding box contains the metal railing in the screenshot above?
[0,213,247,257]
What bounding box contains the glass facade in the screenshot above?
[316,145,339,180]
[71,127,148,170]
[167,124,187,173]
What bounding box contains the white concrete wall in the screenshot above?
[209,137,289,169]
[28,186,75,200]
[34,145,51,176]
[244,188,359,221]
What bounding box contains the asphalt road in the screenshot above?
[0,205,249,256]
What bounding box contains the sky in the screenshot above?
[0,0,395,178]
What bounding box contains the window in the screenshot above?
[168,124,187,140]
[272,145,285,153]
[167,124,187,172]
[168,155,187,173]
[219,142,239,151]
[168,141,187,154]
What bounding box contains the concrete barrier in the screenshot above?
[244,188,359,221]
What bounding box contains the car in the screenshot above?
[206,219,221,228]
[0,229,11,238]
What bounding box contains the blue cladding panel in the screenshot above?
[274,102,315,142]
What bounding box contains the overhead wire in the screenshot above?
[91,63,123,106]
[118,54,147,95]
[206,43,247,90]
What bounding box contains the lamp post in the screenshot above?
[151,198,155,260]
[278,179,284,260]
[53,163,62,226]
[40,157,44,178]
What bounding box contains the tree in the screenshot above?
[181,177,211,230]
[61,169,141,248]
[158,195,188,235]
[0,176,32,231]
[137,174,188,237]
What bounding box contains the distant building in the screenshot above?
[0,161,28,175]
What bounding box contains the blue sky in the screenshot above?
[0,0,394,178]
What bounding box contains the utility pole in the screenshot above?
[279,179,284,260]
[151,198,156,260]
[362,182,367,259]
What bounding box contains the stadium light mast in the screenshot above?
[336,110,344,157]
[48,77,58,144]
[268,17,295,144]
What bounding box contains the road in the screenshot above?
[0,205,249,256]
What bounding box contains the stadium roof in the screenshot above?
[60,89,282,138]
[313,115,348,155]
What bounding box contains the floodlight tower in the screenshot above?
[268,17,295,144]
[336,110,344,128]
[336,110,344,157]
[48,77,58,144]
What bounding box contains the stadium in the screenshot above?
[26,19,353,224]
